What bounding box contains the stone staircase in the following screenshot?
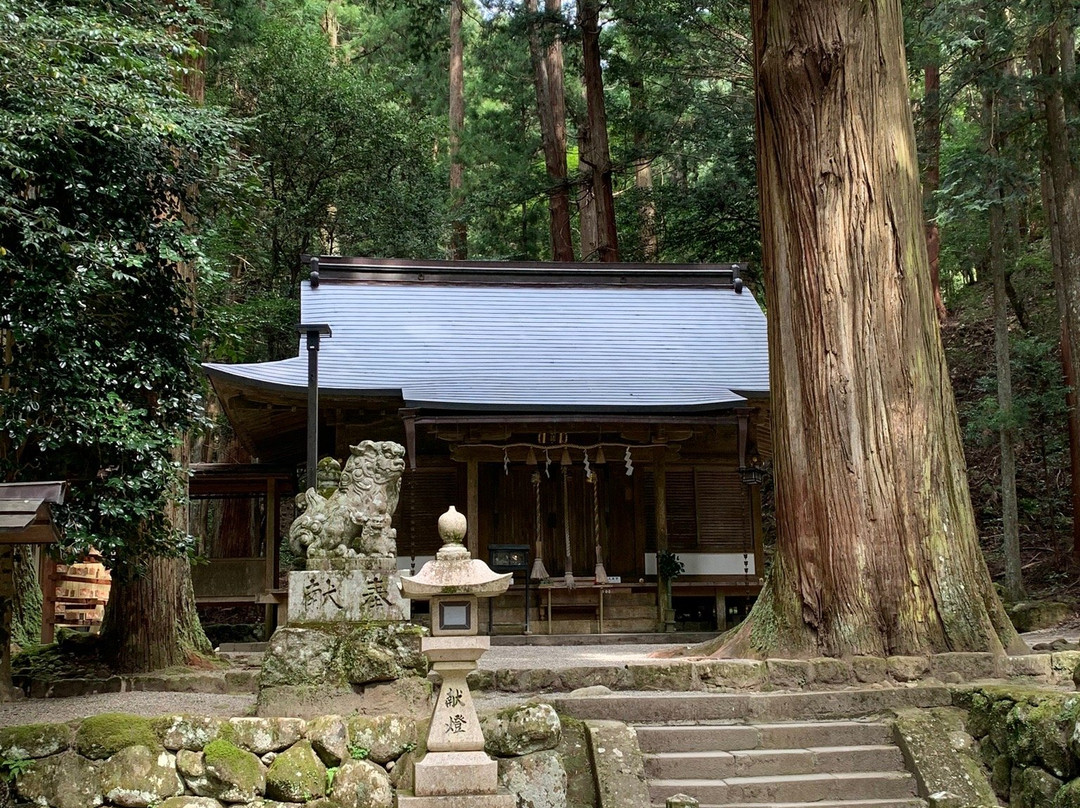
[640,719,926,808]
[550,689,948,808]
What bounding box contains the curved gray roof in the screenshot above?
[204,261,769,413]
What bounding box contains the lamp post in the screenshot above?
[298,322,332,491]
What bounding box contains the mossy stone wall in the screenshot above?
[958,685,1080,808]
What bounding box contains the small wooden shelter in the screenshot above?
[0,481,66,544]
[0,481,65,694]
[204,258,771,634]
[188,463,296,632]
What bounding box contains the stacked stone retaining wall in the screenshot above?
[0,705,571,808]
[956,685,1080,807]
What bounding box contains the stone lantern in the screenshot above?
[397,506,515,808]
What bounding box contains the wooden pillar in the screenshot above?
[654,457,669,629]
[0,545,13,691]
[716,592,728,632]
[264,478,278,636]
[467,459,479,558]
[40,554,56,644]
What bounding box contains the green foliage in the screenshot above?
[656,550,684,581]
[347,743,370,760]
[0,0,248,577]
[205,5,444,363]
[0,756,32,782]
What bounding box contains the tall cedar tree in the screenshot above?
[526,0,574,261]
[449,0,467,258]
[578,0,619,261]
[711,0,1024,657]
[0,0,242,671]
[1037,18,1080,563]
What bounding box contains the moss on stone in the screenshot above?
[892,708,997,808]
[0,722,72,759]
[154,716,224,752]
[556,717,596,808]
[991,754,1013,799]
[100,744,183,807]
[345,715,416,765]
[1012,765,1062,808]
[203,739,264,796]
[75,714,158,760]
[481,703,560,758]
[1009,601,1073,633]
[965,690,994,738]
[1054,778,1080,808]
[625,663,694,691]
[261,624,428,693]
[1021,695,1080,779]
[14,749,104,808]
[265,741,326,802]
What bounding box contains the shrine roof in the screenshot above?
[204,257,769,413]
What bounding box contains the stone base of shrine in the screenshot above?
[412,751,500,795]
[395,793,516,808]
[399,751,515,807]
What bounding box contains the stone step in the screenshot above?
[490,631,718,647]
[637,721,894,754]
[217,651,265,668]
[659,800,927,808]
[649,771,918,805]
[645,745,905,780]
[552,687,951,724]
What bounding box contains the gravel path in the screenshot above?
[0,692,255,728]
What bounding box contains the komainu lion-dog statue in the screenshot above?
[288,440,406,565]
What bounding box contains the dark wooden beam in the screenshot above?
[450,445,681,464]
[300,255,745,288]
[416,414,735,429]
[400,408,419,471]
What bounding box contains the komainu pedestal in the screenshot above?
[287,558,409,624]
[259,441,428,719]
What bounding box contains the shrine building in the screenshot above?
[199,256,770,636]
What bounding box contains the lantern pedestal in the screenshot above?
[397,507,514,807]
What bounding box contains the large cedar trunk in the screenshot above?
[100,556,209,672]
[449,0,467,259]
[920,61,947,323]
[578,0,619,262]
[526,0,574,261]
[987,88,1022,600]
[98,28,213,673]
[716,0,1022,658]
[1038,24,1080,562]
